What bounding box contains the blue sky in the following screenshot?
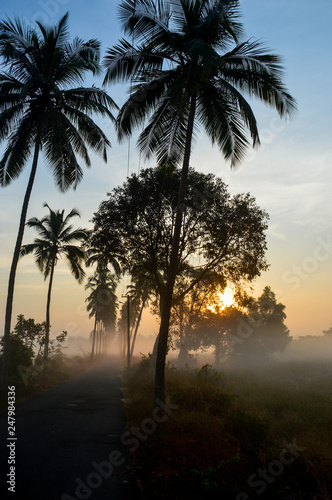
[0,0,331,340]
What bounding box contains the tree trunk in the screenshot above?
[44,258,55,360]
[130,289,148,359]
[154,95,197,405]
[177,313,189,364]
[127,295,131,368]
[1,140,40,395]
[91,315,97,361]
[97,322,101,356]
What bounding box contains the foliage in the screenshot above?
[323,324,332,336]
[123,358,332,499]
[90,167,269,314]
[0,12,116,189]
[21,204,88,284]
[175,286,291,365]
[85,267,118,332]
[0,12,116,392]
[105,0,296,167]
[105,0,296,403]
[0,315,67,391]
[13,314,46,352]
[85,266,118,358]
[20,204,88,359]
[0,330,34,385]
[230,286,292,362]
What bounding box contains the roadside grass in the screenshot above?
[0,354,94,410]
[122,357,332,499]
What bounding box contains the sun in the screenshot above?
[207,287,234,313]
[219,287,234,308]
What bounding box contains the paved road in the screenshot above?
[0,359,138,500]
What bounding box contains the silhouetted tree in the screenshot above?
[104,0,296,403]
[0,13,116,392]
[229,286,291,363]
[91,167,269,324]
[85,268,118,359]
[20,204,88,359]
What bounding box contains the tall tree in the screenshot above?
[91,167,269,371]
[20,204,88,359]
[0,13,116,390]
[85,267,118,359]
[104,0,296,403]
[229,286,291,363]
[118,275,154,364]
[91,168,269,309]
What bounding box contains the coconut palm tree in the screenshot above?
[0,13,116,389]
[103,0,297,403]
[20,204,88,359]
[119,275,154,365]
[85,267,118,360]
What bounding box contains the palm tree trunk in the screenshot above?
[127,294,131,368]
[44,259,56,360]
[97,321,102,357]
[1,140,40,395]
[154,95,197,405]
[91,315,97,361]
[130,291,148,359]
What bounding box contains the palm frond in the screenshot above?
[198,83,249,166]
[0,112,37,186]
[119,0,171,42]
[103,39,163,85]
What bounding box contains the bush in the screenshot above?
[123,358,332,499]
[0,335,34,391]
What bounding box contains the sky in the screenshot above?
[0,0,331,343]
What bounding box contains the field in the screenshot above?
[122,357,332,499]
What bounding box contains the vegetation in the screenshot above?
[122,357,332,499]
[0,5,328,499]
[20,204,88,359]
[85,267,118,359]
[104,0,296,403]
[90,166,269,316]
[0,13,116,393]
[0,315,91,408]
[175,286,292,366]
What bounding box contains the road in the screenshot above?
[0,359,138,500]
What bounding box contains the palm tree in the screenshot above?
[20,204,88,359]
[0,13,116,389]
[119,275,153,366]
[85,267,118,360]
[104,0,296,403]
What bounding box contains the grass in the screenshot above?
[0,354,93,411]
[122,357,332,499]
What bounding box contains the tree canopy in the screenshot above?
[90,167,269,313]
[103,0,296,403]
[20,204,88,359]
[0,12,116,392]
[185,286,291,365]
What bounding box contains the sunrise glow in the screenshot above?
[207,287,234,313]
